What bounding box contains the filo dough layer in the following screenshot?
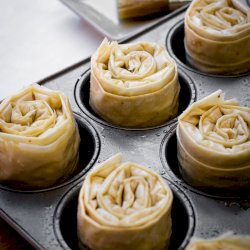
[177,90,250,190]
[90,39,180,128]
[185,234,250,250]
[118,0,168,19]
[77,153,173,250]
[185,0,250,74]
[0,84,80,188]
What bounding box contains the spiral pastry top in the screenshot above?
[90,38,180,127]
[177,90,250,190]
[185,0,250,74]
[77,153,173,250]
[0,84,80,188]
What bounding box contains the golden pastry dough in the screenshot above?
[90,38,180,128]
[177,90,250,190]
[185,0,250,74]
[77,153,173,250]
[185,234,250,250]
[0,84,80,188]
[118,0,168,19]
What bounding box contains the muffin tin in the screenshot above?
[0,3,250,250]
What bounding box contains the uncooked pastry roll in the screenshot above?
[118,0,168,19]
[185,234,250,250]
[90,38,180,128]
[177,90,250,190]
[0,84,80,188]
[77,153,173,250]
[185,0,250,74]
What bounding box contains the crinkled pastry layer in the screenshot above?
[90,39,180,127]
[185,234,250,250]
[177,90,250,189]
[0,84,80,188]
[77,153,173,250]
[185,0,250,74]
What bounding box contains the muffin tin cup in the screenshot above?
[166,20,250,78]
[161,128,250,199]
[0,114,100,193]
[54,179,195,250]
[74,68,197,130]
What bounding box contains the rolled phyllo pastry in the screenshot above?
[77,153,173,250]
[185,0,250,74]
[0,84,80,188]
[90,38,180,128]
[118,0,168,19]
[185,234,250,250]
[177,90,250,190]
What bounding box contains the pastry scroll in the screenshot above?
[118,0,168,19]
[77,153,173,250]
[185,0,250,74]
[0,84,80,188]
[90,39,180,128]
[177,90,250,190]
[185,234,250,250]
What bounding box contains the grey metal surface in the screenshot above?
[59,0,190,41]
[0,3,250,250]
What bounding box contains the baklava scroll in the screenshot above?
[118,0,168,19]
[90,39,180,128]
[0,84,80,188]
[185,0,250,74]
[185,234,250,250]
[77,153,173,250]
[177,90,250,190]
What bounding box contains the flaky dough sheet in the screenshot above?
[77,153,173,250]
[0,84,80,188]
[90,39,180,128]
[185,0,250,74]
[177,90,250,190]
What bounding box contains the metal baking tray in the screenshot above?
[59,0,190,41]
[0,2,250,250]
